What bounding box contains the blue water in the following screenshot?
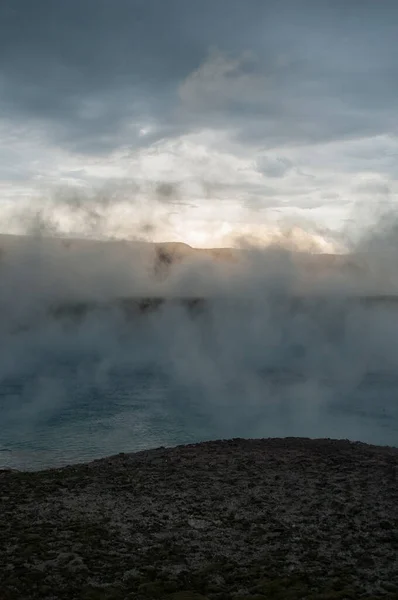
[1,300,398,470]
[1,361,397,471]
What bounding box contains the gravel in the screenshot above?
[1,436,397,599]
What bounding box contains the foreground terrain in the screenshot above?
[1,437,398,599]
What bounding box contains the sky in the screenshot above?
[0,0,397,249]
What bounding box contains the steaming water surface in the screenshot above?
[1,297,398,470]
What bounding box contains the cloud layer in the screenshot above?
[1,0,397,244]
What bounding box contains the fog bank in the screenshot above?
[1,213,398,462]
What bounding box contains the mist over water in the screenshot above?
[1,210,398,470]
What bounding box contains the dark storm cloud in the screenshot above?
[0,0,397,153]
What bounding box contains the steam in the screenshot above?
[1,194,398,468]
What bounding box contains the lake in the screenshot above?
[1,296,398,470]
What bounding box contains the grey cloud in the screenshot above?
[322,193,340,201]
[0,0,397,158]
[155,182,192,206]
[0,143,43,183]
[179,49,269,111]
[353,181,391,196]
[256,156,293,178]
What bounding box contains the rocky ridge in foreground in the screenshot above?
[1,437,398,599]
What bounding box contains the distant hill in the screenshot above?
[0,232,359,272]
[0,233,394,321]
[0,231,373,288]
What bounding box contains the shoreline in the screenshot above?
[1,436,397,475]
[1,437,398,599]
[1,435,398,473]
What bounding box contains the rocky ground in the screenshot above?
[1,437,398,600]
